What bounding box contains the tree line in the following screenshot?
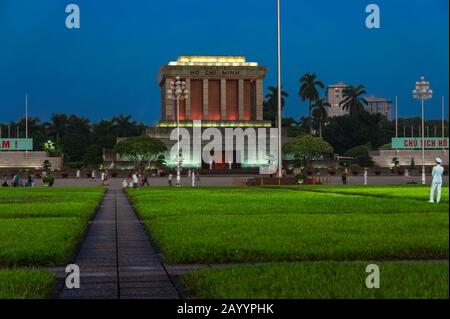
[1,72,448,167]
[0,114,145,165]
[263,72,449,155]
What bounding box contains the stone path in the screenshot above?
[57,189,180,299]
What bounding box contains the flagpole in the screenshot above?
[443,96,446,154]
[25,94,29,156]
[277,0,283,178]
[25,94,28,139]
[395,96,398,138]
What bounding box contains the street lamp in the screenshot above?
[413,76,433,185]
[167,76,189,187]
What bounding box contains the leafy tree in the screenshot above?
[263,86,289,125]
[113,135,167,172]
[113,115,145,137]
[83,144,103,165]
[283,134,333,167]
[344,143,371,158]
[323,111,392,155]
[298,116,312,134]
[49,114,68,142]
[339,85,368,116]
[378,143,392,150]
[283,117,304,137]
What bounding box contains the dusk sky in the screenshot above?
[0,0,448,124]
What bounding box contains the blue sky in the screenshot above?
[0,0,448,124]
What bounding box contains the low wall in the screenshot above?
[369,150,448,167]
[0,151,63,169]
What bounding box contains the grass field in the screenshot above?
[0,187,105,266]
[183,262,449,299]
[0,269,56,299]
[127,186,448,264]
[0,187,104,298]
[274,185,449,203]
[127,185,449,299]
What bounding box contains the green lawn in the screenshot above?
[0,187,105,266]
[274,184,449,203]
[0,269,56,299]
[182,262,449,299]
[127,187,448,264]
[153,186,448,299]
[0,187,105,298]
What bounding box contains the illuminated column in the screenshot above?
[221,79,227,119]
[203,79,209,120]
[255,79,264,120]
[165,78,174,120]
[185,79,191,119]
[238,79,244,120]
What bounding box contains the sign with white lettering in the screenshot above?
[391,138,449,150]
[0,139,33,151]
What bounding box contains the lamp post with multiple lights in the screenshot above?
[167,76,189,187]
[412,76,433,185]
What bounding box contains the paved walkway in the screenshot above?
[57,189,180,299]
[33,175,449,188]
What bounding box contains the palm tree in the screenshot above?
[299,73,325,134]
[50,113,68,142]
[339,85,368,116]
[310,97,330,138]
[113,114,138,137]
[263,86,289,126]
[298,116,312,134]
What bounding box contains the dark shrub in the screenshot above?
[43,175,55,187]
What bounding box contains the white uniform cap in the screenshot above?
[436,157,442,164]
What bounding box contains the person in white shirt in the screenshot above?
[132,173,139,189]
[363,169,368,185]
[429,157,445,203]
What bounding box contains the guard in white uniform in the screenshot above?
[429,157,445,203]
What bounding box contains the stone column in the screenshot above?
[185,79,191,120]
[221,79,227,120]
[203,79,209,120]
[255,79,264,121]
[238,79,244,120]
[165,78,174,121]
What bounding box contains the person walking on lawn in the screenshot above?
[429,157,444,203]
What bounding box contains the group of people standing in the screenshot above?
[122,172,149,189]
[167,170,201,187]
[2,173,34,187]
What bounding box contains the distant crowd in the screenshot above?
[2,173,35,188]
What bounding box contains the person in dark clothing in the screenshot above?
[341,170,347,185]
